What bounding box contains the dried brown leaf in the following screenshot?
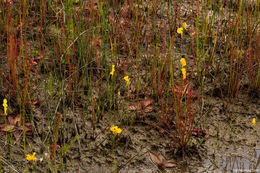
[148,150,164,167]
[17,123,32,133]
[139,98,153,108]
[144,106,154,113]
[0,124,15,132]
[163,160,177,168]
[8,114,21,126]
[28,99,44,106]
[129,104,138,111]
[129,98,154,112]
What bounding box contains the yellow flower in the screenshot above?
[183,22,188,30]
[118,91,120,96]
[3,99,8,115]
[181,68,186,79]
[110,126,122,135]
[26,152,37,162]
[252,118,256,126]
[177,27,183,37]
[124,76,130,86]
[110,64,115,77]
[180,58,186,67]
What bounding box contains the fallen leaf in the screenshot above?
[8,114,21,126]
[0,124,15,132]
[163,160,177,168]
[17,123,32,133]
[129,98,154,113]
[0,115,32,142]
[148,150,177,168]
[139,98,153,108]
[148,150,164,167]
[144,106,154,113]
[27,99,44,106]
[129,104,138,111]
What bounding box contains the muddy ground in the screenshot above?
[0,0,259,173]
[1,84,259,172]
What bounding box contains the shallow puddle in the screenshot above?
[219,149,260,173]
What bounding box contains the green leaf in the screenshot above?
[61,135,77,156]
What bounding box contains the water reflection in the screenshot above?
[219,149,260,173]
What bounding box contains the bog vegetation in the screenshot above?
[0,0,259,172]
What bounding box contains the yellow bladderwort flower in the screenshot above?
[110,64,115,77]
[181,68,186,79]
[252,118,256,127]
[183,22,188,30]
[180,58,186,67]
[3,99,8,115]
[177,27,183,37]
[110,126,122,135]
[26,152,37,162]
[124,76,130,86]
[118,91,120,96]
